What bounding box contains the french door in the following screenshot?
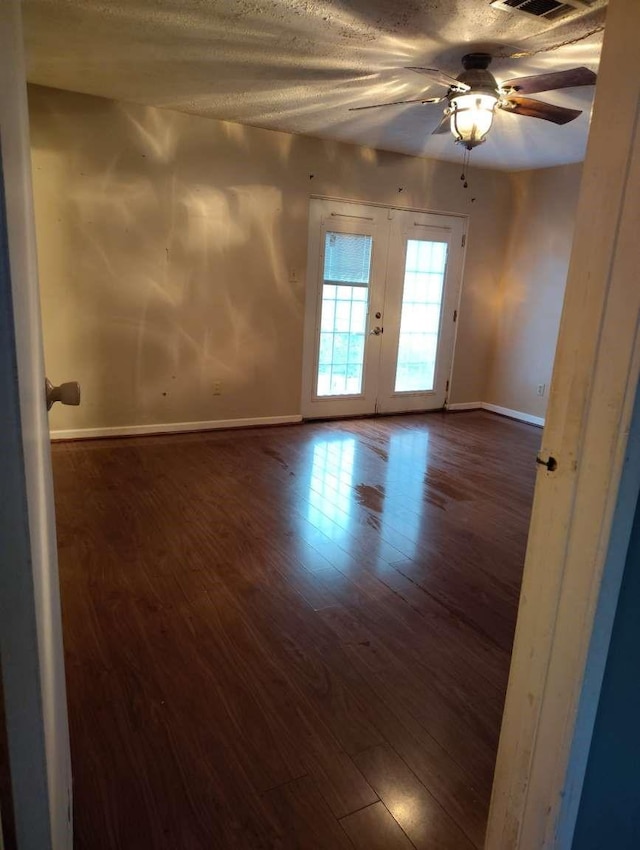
[301,199,466,419]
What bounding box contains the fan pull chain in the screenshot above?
[460,147,470,189]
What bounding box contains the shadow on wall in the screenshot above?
[29,84,515,430]
[30,93,308,428]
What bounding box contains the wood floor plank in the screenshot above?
[264,776,355,849]
[353,744,477,850]
[51,411,539,849]
[310,635,490,847]
[300,747,379,819]
[340,801,415,849]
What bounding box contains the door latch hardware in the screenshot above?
[536,454,557,472]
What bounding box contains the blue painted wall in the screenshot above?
[572,491,640,848]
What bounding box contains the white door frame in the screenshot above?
[0,2,72,848]
[486,0,640,846]
[2,1,636,848]
[301,196,467,419]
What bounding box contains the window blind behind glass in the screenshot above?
[323,233,372,286]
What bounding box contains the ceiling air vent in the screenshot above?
[490,0,591,20]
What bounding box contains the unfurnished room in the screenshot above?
[4,1,640,849]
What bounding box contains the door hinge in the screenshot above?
[461,233,466,248]
[453,309,458,322]
[445,380,449,391]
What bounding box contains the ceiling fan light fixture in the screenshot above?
[449,93,499,149]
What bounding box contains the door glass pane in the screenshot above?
[317,232,372,397]
[394,239,448,393]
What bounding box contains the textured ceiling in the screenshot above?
[23,0,606,170]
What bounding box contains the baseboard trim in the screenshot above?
[50,414,303,441]
[445,401,544,426]
[446,402,483,411]
[481,402,545,427]
[50,405,543,441]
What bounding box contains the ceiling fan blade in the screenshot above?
[501,67,596,95]
[406,66,470,91]
[349,96,444,112]
[500,96,582,125]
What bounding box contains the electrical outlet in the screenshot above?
[213,381,222,396]
[537,383,546,397]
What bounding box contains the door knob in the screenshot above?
[369,326,383,336]
[45,378,81,411]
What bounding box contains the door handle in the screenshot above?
[369,326,383,336]
[45,378,81,411]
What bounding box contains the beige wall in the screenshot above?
[28,84,513,432]
[486,163,583,418]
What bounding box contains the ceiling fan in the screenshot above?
[350,53,597,150]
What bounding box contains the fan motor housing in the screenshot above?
[454,53,500,97]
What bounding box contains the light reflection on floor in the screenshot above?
[380,430,429,560]
[305,428,429,562]
[302,427,439,834]
[306,437,356,534]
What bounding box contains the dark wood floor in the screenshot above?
[51,411,539,850]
